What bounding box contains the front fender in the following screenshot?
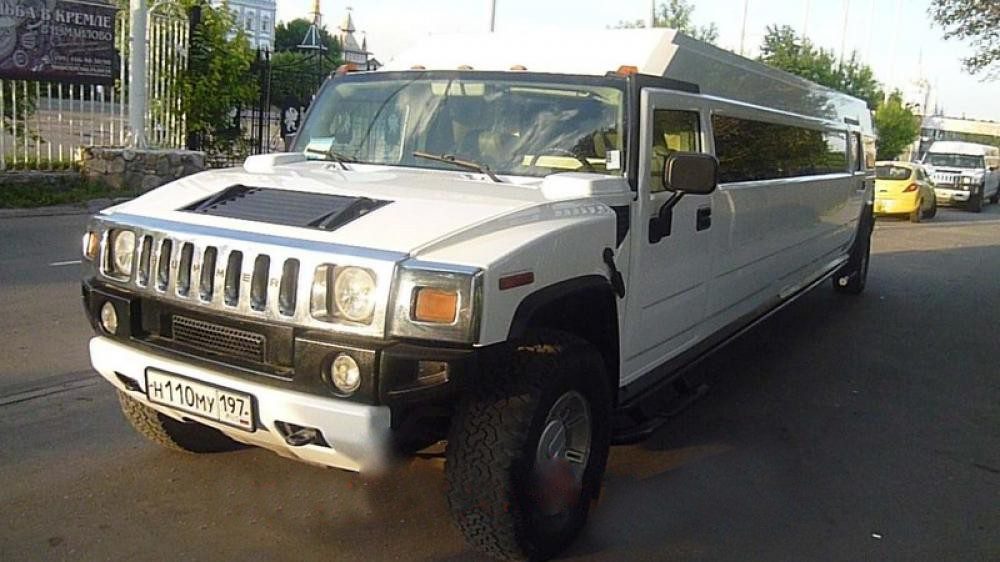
[412,199,619,346]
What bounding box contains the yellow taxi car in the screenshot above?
[874,161,937,222]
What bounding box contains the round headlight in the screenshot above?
[333,267,376,323]
[100,301,119,335]
[329,354,361,395]
[111,230,136,276]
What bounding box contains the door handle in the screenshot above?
[696,206,712,231]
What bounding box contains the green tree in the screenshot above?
[181,1,258,153]
[757,26,919,160]
[274,18,340,54]
[759,25,882,108]
[269,51,338,106]
[873,92,921,160]
[929,0,1000,76]
[614,0,719,44]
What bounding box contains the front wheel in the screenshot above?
[445,332,611,561]
[968,189,983,213]
[117,391,247,453]
[989,188,999,205]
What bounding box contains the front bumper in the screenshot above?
[935,188,971,204]
[91,336,391,472]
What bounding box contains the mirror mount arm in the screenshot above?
[648,191,685,244]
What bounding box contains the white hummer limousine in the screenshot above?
[82,30,875,561]
[921,140,1000,212]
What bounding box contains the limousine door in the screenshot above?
[620,90,716,385]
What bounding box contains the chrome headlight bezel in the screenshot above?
[389,261,482,344]
[311,265,379,326]
[105,229,136,279]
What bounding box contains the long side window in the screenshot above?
[711,115,848,183]
[649,109,701,192]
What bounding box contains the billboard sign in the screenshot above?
[0,0,118,84]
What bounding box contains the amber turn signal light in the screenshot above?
[83,231,100,260]
[413,288,459,324]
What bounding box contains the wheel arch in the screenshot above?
[507,275,621,402]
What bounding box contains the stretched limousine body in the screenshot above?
[82,30,875,561]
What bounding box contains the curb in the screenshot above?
[0,197,131,219]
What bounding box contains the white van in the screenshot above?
[922,140,1000,212]
[81,30,875,561]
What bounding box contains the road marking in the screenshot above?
[49,260,82,267]
[0,377,101,407]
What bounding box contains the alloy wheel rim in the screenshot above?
[533,390,592,517]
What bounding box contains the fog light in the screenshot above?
[329,354,361,395]
[100,301,119,335]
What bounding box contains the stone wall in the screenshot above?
[80,147,206,192]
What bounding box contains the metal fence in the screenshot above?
[0,3,189,172]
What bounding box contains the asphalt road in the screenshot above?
[1,206,998,561]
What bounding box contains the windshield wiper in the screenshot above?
[304,146,358,170]
[413,151,502,183]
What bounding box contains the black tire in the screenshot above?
[117,390,247,453]
[834,212,872,295]
[989,188,999,205]
[968,189,983,213]
[909,200,922,223]
[923,196,937,219]
[445,332,612,561]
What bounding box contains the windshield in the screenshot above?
[925,153,985,169]
[293,72,627,178]
[875,165,913,180]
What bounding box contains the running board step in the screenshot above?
[611,383,710,445]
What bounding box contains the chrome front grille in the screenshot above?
[172,315,266,363]
[93,214,404,338]
[933,172,960,187]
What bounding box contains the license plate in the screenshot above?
[145,369,255,431]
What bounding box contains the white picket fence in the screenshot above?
[0,3,189,171]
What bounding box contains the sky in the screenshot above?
[276,0,1000,122]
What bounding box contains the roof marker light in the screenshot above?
[457,64,474,70]
[335,63,358,75]
[410,65,427,70]
[510,64,527,71]
[616,65,639,76]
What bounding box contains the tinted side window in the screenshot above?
[711,115,848,183]
[649,109,701,192]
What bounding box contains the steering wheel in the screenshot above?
[528,147,596,172]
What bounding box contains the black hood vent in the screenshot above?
[183,186,390,231]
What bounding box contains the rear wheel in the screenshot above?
[445,332,611,561]
[834,212,872,295]
[989,188,999,205]
[909,201,923,223]
[117,391,247,453]
[923,196,937,219]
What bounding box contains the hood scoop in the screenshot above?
[183,185,390,231]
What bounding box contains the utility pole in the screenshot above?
[128,0,148,148]
[488,0,496,32]
[648,0,656,28]
[839,0,850,67]
[802,0,811,39]
[738,0,750,56]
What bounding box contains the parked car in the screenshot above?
[80,29,875,561]
[874,161,937,222]
[921,140,1000,212]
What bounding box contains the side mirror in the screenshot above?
[662,152,719,195]
[990,166,997,172]
[649,152,720,243]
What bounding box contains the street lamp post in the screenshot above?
[128,0,148,148]
[488,0,496,32]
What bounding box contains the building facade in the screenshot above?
[338,8,375,68]
[213,0,276,51]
